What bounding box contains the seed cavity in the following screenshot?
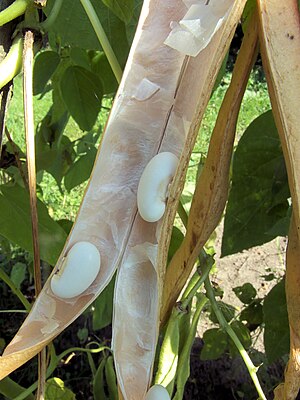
[50,241,101,299]
[137,152,179,223]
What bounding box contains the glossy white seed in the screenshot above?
[137,152,179,222]
[50,241,101,299]
[145,385,170,400]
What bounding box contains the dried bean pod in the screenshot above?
[0,0,187,379]
[113,1,248,399]
[274,216,300,400]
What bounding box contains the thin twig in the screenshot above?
[23,29,46,400]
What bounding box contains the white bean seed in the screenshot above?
[137,152,179,222]
[50,241,101,299]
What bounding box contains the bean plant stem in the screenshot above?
[204,276,267,400]
[23,30,46,400]
[23,30,41,294]
[40,0,63,30]
[79,0,122,83]
[0,268,31,311]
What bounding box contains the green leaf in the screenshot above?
[200,328,228,360]
[77,327,88,343]
[45,378,75,400]
[0,338,5,352]
[36,135,76,187]
[266,206,291,237]
[60,66,103,131]
[241,0,256,32]
[57,219,73,234]
[0,184,67,265]
[209,301,236,324]
[35,106,70,181]
[92,274,115,330]
[45,0,129,66]
[168,227,184,264]
[233,283,257,304]
[222,110,290,256]
[10,262,27,290]
[51,58,72,124]
[126,0,143,44]
[76,130,101,154]
[64,147,97,191]
[33,51,60,95]
[94,358,108,400]
[70,47,91,70]
[240,300,264,327]
[263,279,289,363]
[90,51,118,95]
[102,0,134,23]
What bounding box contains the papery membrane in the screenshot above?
[165,0,234,56]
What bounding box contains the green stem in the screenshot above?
[40,0,63,31]
[79,0,122,83]
[0,268,31,311]
[0,0,30,27]
[13,343,109,400]
[204,275,267,400]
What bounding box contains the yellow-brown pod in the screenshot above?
[274,216,300,400]
[257,0,300,240]
[161,10,259,324]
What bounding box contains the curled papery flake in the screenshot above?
[133,78,160,101]
[165,0,234,56]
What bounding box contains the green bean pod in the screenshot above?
[173,294,208,400]
[0,0,30,27]
[0,35,23,90]
[154,310,180,395]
